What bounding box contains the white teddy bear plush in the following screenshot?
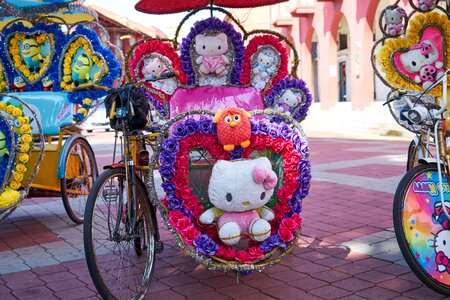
[194,32,230,77]
[399,40,444,90]
[199,157,277,245]
[142,56,178,95]
[252,52,277,90]
[277,89,303,114]
[384,7,406,36]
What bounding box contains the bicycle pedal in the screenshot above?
[155,241,164,253]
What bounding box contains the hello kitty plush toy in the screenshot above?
[252,52,275,80]
[199,157,277,245]
[277,89,303,114]
[142,56,178,94]
[195,32,230,77]
[399,40,444,90]
[384,7,406,36]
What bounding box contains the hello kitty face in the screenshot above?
[142,57,164,78]
[208,157,277,212]
[384,8,404,25]
[195,32,229,56]
[399,40,439,73]
[257,52,274,68]
[280,89,303,108]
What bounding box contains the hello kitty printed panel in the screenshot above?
[375,10,450,96]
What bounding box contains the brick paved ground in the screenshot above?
[0,133,448,299]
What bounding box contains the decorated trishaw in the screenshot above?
[0,0,121,223]
[372,0,450,296]
[82,0,312,299]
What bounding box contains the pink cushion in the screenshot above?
[169,86,264,117]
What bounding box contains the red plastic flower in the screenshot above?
[278,224,294,242]
[236,250,253,263]
[182,224,201,244]
[281,218,300,232]
[168,211,186,227]
[216,245,237,260]
[247,246,264,259]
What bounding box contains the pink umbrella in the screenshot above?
[135,0,288,14]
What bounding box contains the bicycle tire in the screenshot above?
[394,163,450,295]
[83,168,156,299]
[61,137,98,224]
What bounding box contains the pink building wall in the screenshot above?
[272,0,409,110]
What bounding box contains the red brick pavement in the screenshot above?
[1,137,448,299]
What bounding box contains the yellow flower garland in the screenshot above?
[8,33,54,82]
[377,12,450,96]
[0,103,33,209]
[61,37,108,91]
[0,64,6,93]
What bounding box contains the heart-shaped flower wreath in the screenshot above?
[149,110,310,272]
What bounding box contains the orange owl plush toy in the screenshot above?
[213,107,251,151]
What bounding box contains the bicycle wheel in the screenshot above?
[394,163,450,295]
[83,168,156,300]
[61,137,98,224]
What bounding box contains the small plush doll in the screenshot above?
[11,76,26,92]
[142,56,178,95]
[72,53,93,85]
[277,89,303,114]
[384,7,406,36]
[213,107,251,151]
[252,52,275,80]
[199,157,277,245]
[418,0,437,10]
[399,40,444,90]
[194,32,230,77]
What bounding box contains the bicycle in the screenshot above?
[81,73,175,299]
[392,70,450,295]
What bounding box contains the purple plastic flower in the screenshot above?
[198,118,214,134]
[159,165,175,179]
[162,137,179,154]
[184,118,198,136]
[172,123,187,139]
[250,121,258,134]
[258,120,270,134]
[167,194,183,210]
[268,127,279,138]
[159,150,176,166]
[161,180,176,193]
[229,148,243,160]
[194,234,219,255]
[259,235,286,252]
[280,123,293,139]
[288,191,303,214]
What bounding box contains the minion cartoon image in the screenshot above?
[0,131,9,159]
[21,36,44,73]
[72,53,93,86]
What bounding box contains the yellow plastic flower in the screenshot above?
[20,124,31,133]
[18,117,30,125]
[63,75,71,82]
[13,172,24,182]
[21,134,31,143]
[82,98,92,105]
[78,108,87,115]
[9,181,22,190]
[20,143,30,153]
[0,189,20,208]
[19,153,29,164]
[12,108,23,118]
[5,105,14,114]
[0,102,6,110]
[15,164,27,173]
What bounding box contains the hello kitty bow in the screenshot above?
[410,42,433,55]
[253,165,277,190]
[436,251,450,272]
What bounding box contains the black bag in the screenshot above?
[104,85,150,130]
